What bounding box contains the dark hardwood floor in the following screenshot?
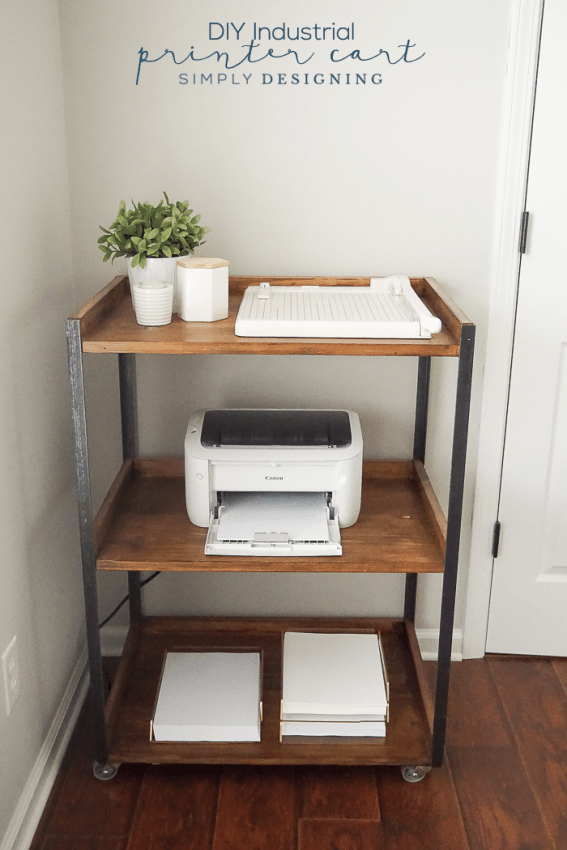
[29,655,567,850]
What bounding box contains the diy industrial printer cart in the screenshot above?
[66,275,474,782]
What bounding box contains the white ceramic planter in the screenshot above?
[176,258,229,322]
[127,255,191,311]
[131,281,174,326]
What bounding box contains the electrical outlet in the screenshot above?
[2,636,20,716]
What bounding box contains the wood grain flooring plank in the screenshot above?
[126,765,221,850]
[45,724,144,837]
[427,659,552,848]
[448,745,553,850]
[488,656,567,849]
[376,765,468,850]
[299,819,383,850]
[40,838,128,850]
[298,766,380,820]
[425,659,514,747]
[211,766,296,850]
[552,657,567,696]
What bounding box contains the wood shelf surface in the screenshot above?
[72,275,470,356]
[95,458,446,574]
[105,616,432,767]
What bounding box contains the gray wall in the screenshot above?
[0,0,85,841]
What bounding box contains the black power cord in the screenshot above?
[98,571,161,629]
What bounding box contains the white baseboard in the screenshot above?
[416,628,463,661]
[100,624,129,657]
[101,624,463,662]
[0,647,89,850]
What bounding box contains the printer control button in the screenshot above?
[196,473,204,480]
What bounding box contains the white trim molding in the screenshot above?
[1,647,89,850]
[100,624,129,657]
[416,629,463,662]
[463,0,545,659]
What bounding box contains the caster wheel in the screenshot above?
[401,765,430,783]
[93,761,119,781]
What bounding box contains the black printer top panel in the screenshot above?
[201,410,352,448]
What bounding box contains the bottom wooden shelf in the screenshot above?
[105,616,433,766]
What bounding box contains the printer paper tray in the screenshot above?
[205,492,342,557]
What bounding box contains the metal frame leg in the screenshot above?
[118,353,142,621]
[67,318,109,768]
[405,357,432,621]
[413,356,431,463]
[431,325,475,767]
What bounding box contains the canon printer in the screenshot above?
[185,409,363,556]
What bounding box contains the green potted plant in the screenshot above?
[98,192,210,297]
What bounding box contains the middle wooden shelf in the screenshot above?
[95,457,446,573]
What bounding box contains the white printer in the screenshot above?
[185,409,363,556]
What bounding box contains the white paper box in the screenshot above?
[152,651,261,742]
[281,720,386,737]
[282,632,388,716]
[176,258,229,322]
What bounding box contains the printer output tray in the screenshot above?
[205,492,342,556]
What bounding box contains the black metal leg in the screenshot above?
[118,353,143,622]
[67,319,109,768]
[118,353,139,460]
[405,357,432,621]
[404,574,418,620]
[413,356,431,463]
[431,325,475,767]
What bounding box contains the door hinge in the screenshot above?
[519,211,530,254]
[492,521,501,558]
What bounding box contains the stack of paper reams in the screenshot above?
[281,632,389,738]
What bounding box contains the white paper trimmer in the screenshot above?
[235,276,442,339]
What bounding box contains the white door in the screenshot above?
[486,0,567,656]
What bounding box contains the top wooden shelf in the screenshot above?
[72,275,471,356]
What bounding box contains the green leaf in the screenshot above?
[160,227,172,243]
[131,254,140,269]
[162,245,172,258]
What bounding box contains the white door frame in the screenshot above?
[462,0,545,658]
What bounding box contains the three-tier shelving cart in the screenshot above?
[66,275,474,782]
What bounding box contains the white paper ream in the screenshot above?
[153,651,261,742]
[281,720,386,737]
[282,632,388,716]
[216,492,331,542]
